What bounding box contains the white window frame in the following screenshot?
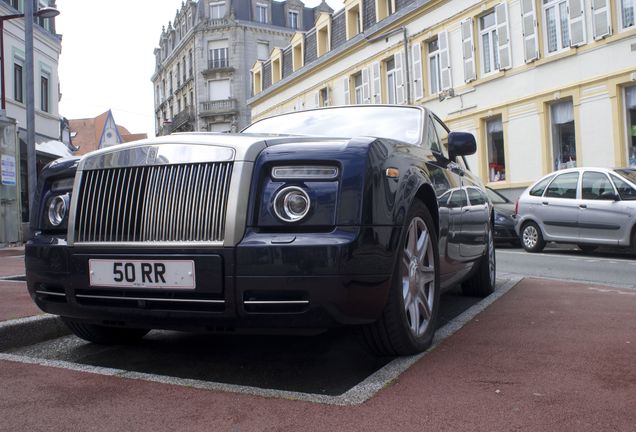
[354,72,364,104]
[208,47,228,69]
[428,39,442,95]
[542,0,570,55]
[209,1,226,19]
[256,3,269,23]
[386,57,397,104]
[618,0,635,30]
[288,10,299,29]
[479,10,499,75]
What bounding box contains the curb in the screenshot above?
[0,315,70,351]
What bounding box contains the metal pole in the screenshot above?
[0,19,5,111]
[403,28,411,105]
[25,0,36,235]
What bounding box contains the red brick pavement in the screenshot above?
[1,278,634,431]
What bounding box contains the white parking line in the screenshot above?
[0,278,523,406]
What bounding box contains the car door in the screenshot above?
[578,171,630,244]
[423,114,466,275]
[538,171,580,241]
[462,186,489,258]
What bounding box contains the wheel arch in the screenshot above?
[414,184,439,238]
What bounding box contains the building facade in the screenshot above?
[249,0,636,196]
[0,0,62,243]
[152,0,332,136]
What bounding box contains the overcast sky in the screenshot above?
[56,0,342,138]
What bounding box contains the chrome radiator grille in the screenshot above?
[74,162,233,243]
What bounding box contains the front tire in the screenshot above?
[462,225,496,297]
[521,222,545,253]
[62,318,149,344]
[362,200,440,356]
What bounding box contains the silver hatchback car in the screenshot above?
[515,167,636,253]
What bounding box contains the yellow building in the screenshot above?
[249,0,636,196]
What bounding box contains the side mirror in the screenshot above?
[599,191,620,201]
[448,132,476,160]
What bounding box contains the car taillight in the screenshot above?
[515,198,519,215]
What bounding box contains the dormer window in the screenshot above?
[345,1,363,39]
[209,1,226,19]
[375,0,395,22]
[256,3,269,23]
[288,10,299,29]
[315,13,331,57]
[291,33,304,71]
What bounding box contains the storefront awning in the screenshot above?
[36,140,74,159]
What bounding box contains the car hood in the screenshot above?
[77,133,351,170]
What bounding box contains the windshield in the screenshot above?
[485,187,509,204]
[615,169,636,185]
[243,106,423,145]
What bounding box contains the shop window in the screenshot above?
[550,100,576,170]
[625,86,636,167]
[486,116,506,182]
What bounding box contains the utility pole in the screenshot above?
[25,0,36,235]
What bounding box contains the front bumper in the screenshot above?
[26,226,399,330]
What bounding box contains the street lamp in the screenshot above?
[0,6,59,110]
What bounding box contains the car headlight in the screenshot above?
[273,186,311,223]
[47,194,70,227]
[271,165,339,180]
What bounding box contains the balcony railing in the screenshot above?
[159,106,195,135]
[199,99,237,117]
[208,58,230,70]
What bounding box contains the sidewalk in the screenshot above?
[1,252,635,430]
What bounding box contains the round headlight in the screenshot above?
[48,195,68,227]
[273,186,310,223]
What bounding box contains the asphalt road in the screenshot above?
[496,244,636,289]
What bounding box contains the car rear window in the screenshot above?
[610,175,636,201]
[545,172,579,199]
[529,176,553,197]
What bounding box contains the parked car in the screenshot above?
[485,186,519,246]
[515,167,636,253]
[26,105,495,356]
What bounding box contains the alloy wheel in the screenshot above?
[523,225,538,249]
[401,217,436,337]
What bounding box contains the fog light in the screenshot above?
[274,187,310,222]
[48,195,69,227]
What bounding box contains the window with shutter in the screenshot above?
[372,62,382,103]
[412,43,424,100]
[460,18,476,82]
[439,30,452,90]
[395,52,405,104]
[479,10,499,75]
[362,67,371,104]
[520,0,539,62]
[542,0,571,54]
[495,3,512,70]
[568,0,586,47]
[343,76,350,105]
[618,0,635,30]
[592,0,611,39]
[428,38,442,94]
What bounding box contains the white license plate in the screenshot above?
[89,259,196,289]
